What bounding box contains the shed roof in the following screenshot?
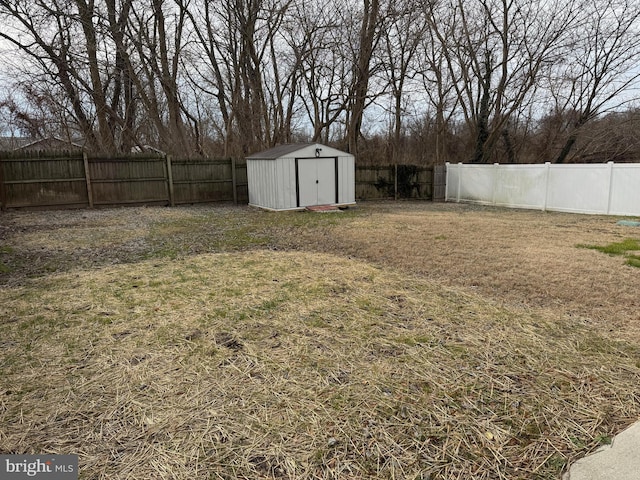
[16,136,84,151]
[0,136,33,150]
[246,143,315,160]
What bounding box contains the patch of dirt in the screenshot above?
[0,204,249,284]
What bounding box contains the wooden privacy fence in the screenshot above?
[355,164,445,201]
[0,151,249,209]
[0,150,444,209]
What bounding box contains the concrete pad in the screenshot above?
[305,205,342,213]
[564,420,640,480]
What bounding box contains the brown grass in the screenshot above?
[281,202,640,340]
[1,201,640,479]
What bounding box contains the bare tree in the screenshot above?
[183,0,299,155]
[424,0,581,163]
[180,0,236,154]
[125,0,193,154]
[346,0,383,156]
[416,2,460,165]
[549,0,640,163]
[0,0,99,148]
[105,0,138,153]
[3,0,640,164]
[379,0,428,164]
[294,1,351,143]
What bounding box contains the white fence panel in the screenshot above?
[493,164,547,209]
[446,162,640,217]
[459,164,495,204]
[609,164,640,216]
[445,164,460,201]
[546,164,611,214]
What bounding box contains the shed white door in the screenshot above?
[297,158,337,207]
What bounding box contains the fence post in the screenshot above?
[0,154,6,210]
[444,162,450,202]
[231,157,238,205]
[166,155,175,207]
[83,152,94,208]
[542,162,551,212]
[606,161,614,215]
[394,163,398,200]
[456,162,462,202]
[492,163,499,205]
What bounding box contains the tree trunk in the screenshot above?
[76,0,116,153]
[554,133,578,164]
[472,58,492,163]
[347,0,380,156]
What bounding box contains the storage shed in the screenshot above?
[246,143,355,211]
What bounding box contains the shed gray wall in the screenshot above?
[337,156,355,205]
[247,158,296,210]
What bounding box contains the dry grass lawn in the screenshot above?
[1,201,639,479]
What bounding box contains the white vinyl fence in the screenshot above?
[445,162,640,216]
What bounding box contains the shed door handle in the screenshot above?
[316,180,319,184]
